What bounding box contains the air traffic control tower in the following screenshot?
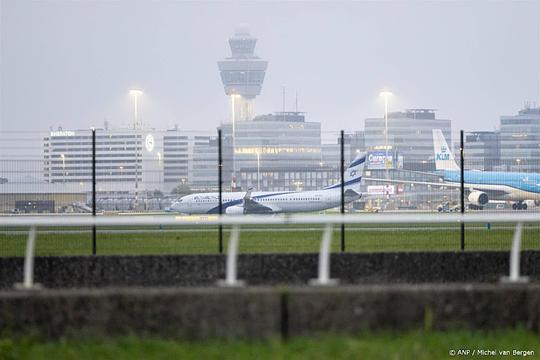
[218,26,268,122]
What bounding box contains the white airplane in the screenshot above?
[170,153,366,214]
[71,202,92,213]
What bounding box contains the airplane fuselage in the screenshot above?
[172,188,358,214]
[439,170,540,202]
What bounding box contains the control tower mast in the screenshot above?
[218,25,268,122]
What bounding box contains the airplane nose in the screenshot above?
[173,201,186,213]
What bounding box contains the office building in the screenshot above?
[499,106,540,171]
[364,109,452,171]
[43,128,162,193]
[163,128,222,192]
[219,112,326,191]
[463,131,500,171]
[163,129,189,187]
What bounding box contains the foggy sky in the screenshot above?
[1,0,539,134]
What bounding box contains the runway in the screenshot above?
[1,225,535,235]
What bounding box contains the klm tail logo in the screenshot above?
[436,145,450,161]
[436,153,450,161]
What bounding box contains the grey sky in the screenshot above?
[1,0,539,134]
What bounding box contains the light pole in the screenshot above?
[379,90,393,178]
[129,89,143,208]
[256,149,260,191]
[60,153,65,182]
[157,152,162,192]
[231,94,237,190]
[129,89,143,130]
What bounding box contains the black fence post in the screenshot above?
[92,128,97,255]
[218,129,223,254]
[340,130,345,252]
[460,129,465,251]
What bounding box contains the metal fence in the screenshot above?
[1,128,540,256]
[1,212,536,289]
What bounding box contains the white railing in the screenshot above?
[1,212,540,227]
[1,212,538,289]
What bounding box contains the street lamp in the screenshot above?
[157,152,162,192]
[129,89,143,209]
[231,94,238,186]
[60,153,66,182]
[255,149,260,191]
[379,90,393,178]
[129,89,143,130]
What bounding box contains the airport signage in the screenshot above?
[367,151,394,170]
[436,145,450,161]
[367,185,395,195]
[145,134,155,152]
[50,130,75,137]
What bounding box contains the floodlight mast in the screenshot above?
[129,89,143,207]
[379,90,393,178]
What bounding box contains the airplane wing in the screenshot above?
[364,177,456,188]
[363,178,511,197]
[241,188,276,214]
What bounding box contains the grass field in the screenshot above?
[0,329,538,359]
[1,223,540,256]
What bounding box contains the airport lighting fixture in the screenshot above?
[60,153,66,182]
[379,90,393,176]
[129,89,143,130]
[129,88,143,206]
[255,149,260,191]
[157,152,162,192]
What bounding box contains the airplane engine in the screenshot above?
[535,200,540,207]
[468,191,489,206]
[225,205,246,215]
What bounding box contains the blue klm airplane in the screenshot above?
[366,130,540,210]
[431,129,540,210]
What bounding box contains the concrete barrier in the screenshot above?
[0,287,281,339]
[286,284,531,336]
[0,284,539,339]
[1,252,540,289]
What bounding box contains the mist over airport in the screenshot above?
[1,1,539,133]
[3,2,540,355]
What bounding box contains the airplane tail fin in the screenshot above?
[324,152,366,192]
[432,129,460,171]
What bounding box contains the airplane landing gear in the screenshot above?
[468,204,484,210]
[512,201,527,210]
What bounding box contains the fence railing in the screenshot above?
[4,128,540,256]
[2,212,537,290]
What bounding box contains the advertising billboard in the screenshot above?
[367,184,395,195]
[367,151,393,170]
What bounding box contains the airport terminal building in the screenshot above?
[499,106,540,172]
[219,112,341,191]
[43,128,163,193]
[364,109,452,171]
[463,131,500,171]
[162,129,222,192]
